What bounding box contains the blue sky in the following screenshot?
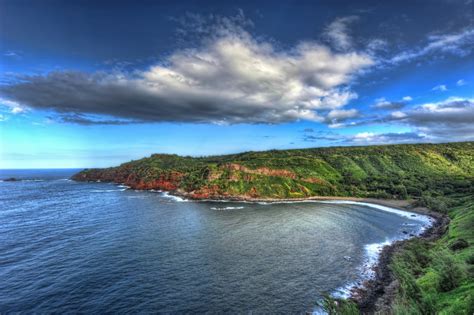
[1,0,473,168]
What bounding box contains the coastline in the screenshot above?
[76,179,448,313]
[156,190,448,313]
[352,210,449,313]
[143,188,446,312]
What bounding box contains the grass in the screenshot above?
[389,195,474,315]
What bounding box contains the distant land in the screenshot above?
[73,142,474,313]
[72,142,473,202]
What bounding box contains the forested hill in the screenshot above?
[72,142,473,205]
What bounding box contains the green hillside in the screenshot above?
[73,142,474,314]
[73,142,473,203]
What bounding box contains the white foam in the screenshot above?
[117,184,130,189]
[161,191,188,202]
[210,206,245,210]
[328,201,433,299]
[317,200,432,225]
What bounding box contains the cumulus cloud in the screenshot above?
[456,79,466,86]
[0,22,373,125]
[390,97,474,140]
[323,16,359,51]
[325,96,474,142]
[402,96,412,101]
[325,108,359,127]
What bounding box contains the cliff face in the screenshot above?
[72,142,474,200]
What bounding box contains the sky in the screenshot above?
[0,0,473,168]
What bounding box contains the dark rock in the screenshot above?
[402,231,408,234]
[449,239,469,251]
[3,177,18,182]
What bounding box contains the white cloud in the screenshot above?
[372,97,406,110]
[456,79,466,86]
[402,96,413,101]
[389,27,474,64]
[353,132,375,140]
[390,97,474,140]
[1,27,374,124]
[432,84,448,91]
[323,16,359,51]
[391,111,407,118]
[3,50,21,58]
[0,98,25,114]
[327,108,359,120]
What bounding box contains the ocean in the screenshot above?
[0,169,431,313]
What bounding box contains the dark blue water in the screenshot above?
[0,169,428,313]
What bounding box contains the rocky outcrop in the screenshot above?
[72,169,184,191]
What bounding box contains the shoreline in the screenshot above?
[145,188,445,312]
[155,190,447,313]
[79,180,447,313]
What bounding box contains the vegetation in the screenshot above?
[389,196,474,315]
[75,142,473,201]
[73,142,474,313]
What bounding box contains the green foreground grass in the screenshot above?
[324,194,473,315]
[390,195,474,315]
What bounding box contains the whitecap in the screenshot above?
[161,192,188,202]
[210,206,245,210]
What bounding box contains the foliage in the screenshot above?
[390,196,473,314]
[76,142,474,201]
[318,294,360,315]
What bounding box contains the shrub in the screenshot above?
[318,294,360,315]
[433,250,466,292]
[449,239,469,251]
[466,254,474,265]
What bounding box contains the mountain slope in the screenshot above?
[72,142,473,202]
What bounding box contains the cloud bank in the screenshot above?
[0,18,373,125]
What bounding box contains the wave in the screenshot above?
[117,184,130,189]
[329,202,433,300]
[210,206,245,210]
[316,200,432,226]
[161,192,188,202]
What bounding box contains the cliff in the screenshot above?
[72,142,473,203]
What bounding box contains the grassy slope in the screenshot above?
[74,142,474,314]
[77,142,473,203]
[388,195,473,315]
